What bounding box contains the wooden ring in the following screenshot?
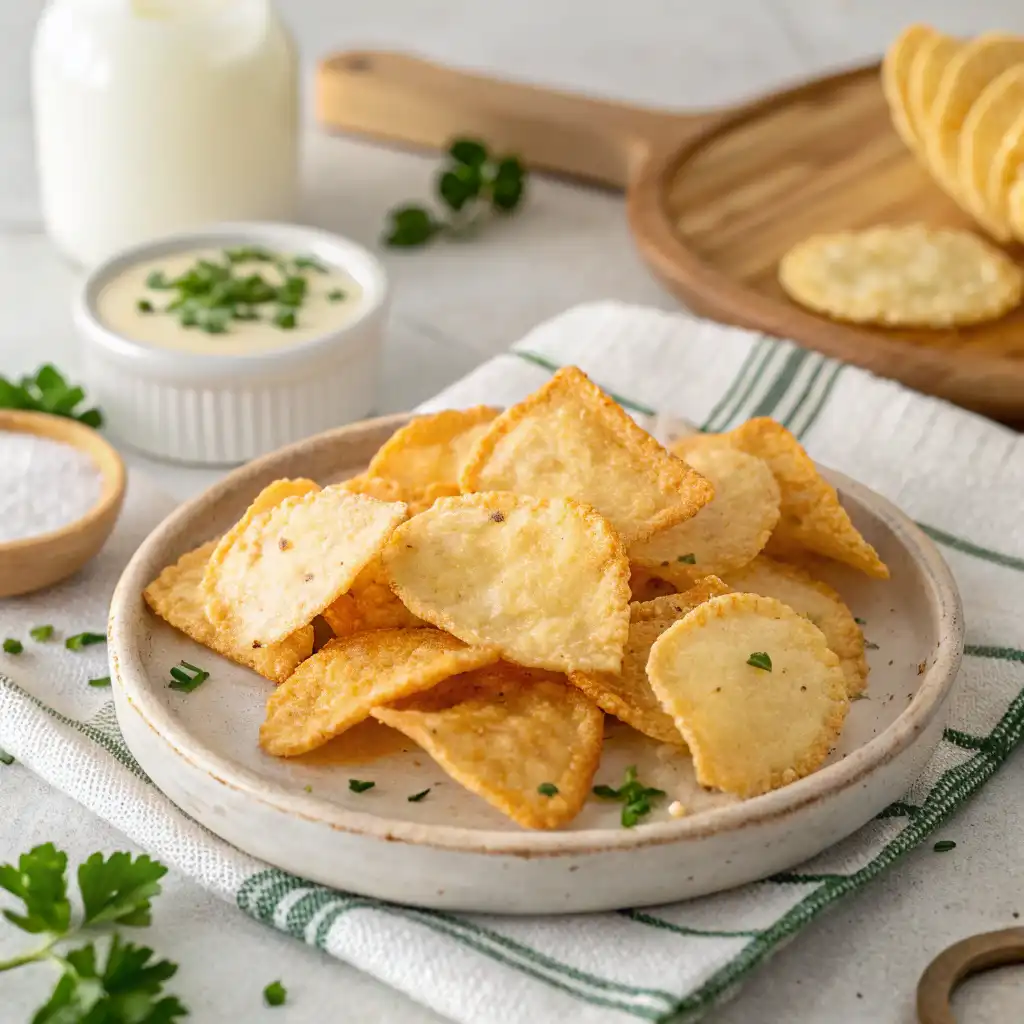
[917,928,1024,1023]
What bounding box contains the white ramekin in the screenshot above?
[75,222,388,465]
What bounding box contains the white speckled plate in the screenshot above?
[109,413,963,914]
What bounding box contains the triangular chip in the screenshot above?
[372,662,604,829]
[673,418,889,579]
[460,367,713,545]
[630,447,779,582]
[322,557,426,638]
[569,576,730,744]
[366,407,500,490]
[383,492,630,673]
[144,541,313,684]
[204,485,408,645]
[647,593,848,797]
[722,556,868,697]
[260,627,499,756]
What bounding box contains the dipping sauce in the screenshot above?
[96,247,363,356]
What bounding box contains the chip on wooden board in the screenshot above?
[987,108,1024,233]
[721,556,868,697]
[568,576,730,744]
[321,557,425,638]
[366,406,500,491]
[908,32,958,141]
[260,628,500,756]
[674,418,889,579]
[646,593,849,798]
[204,485,408,646]
[882,24,936,154]
[144,541,314,684]
[383,492,631,673]
[630,447,780,583]
[459,366,713,545]
[372,662,604,829]
[778,226,1022,327]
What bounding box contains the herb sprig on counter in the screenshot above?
[383,137,527,248]
[0,365,103,428]
[138,250,340,335]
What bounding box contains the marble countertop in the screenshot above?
[4,1,1024,1021]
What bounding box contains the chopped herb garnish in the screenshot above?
[0,364,102,427]
[933,840,956,853]
[168,660,209,693]
[0,749,13,765]
[146,270,172,289]
[29,625,54,642]
[137,299,154,313]
[263,981,287,1007]
[88,677,111,688]
[537,783,559,797]
[407,788,431,802]
[349,779,375,793]
[747,651,772,672]
[65,632,105,651]
[854,617,866,625]
[303,784,312,794]
[3,638,23,655]
[592,766,665,828]
[865,641,880,650]
[225,245,275,264]
[327,289,347,302]
[293,254,327,273]
[677,553,696,564]
[274,308,297,329]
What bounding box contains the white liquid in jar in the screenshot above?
[32,0,299,266]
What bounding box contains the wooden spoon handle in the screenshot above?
[316,51,715,190]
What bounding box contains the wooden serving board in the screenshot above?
[317,51,1024,423]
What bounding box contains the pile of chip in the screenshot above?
[144,367,889,830]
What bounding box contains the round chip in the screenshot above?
[646,593,849,798]
[630,447,780,583]
[908,33,959,143]
[778,226,1023,327]
[882,24,936,155]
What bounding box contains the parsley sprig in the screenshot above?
[0,843,186,1021]
[383,138,527,248]
[0,365,102,428]
[593,766,665,827]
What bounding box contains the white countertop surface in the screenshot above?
[4,2,1024,1021]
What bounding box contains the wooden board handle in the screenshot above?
[316,51,714,189]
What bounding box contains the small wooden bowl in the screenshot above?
[0,410,125,598]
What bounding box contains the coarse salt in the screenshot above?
[0,430,103,542]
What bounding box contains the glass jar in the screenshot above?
[32,0,299,266]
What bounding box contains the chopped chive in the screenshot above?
[349,779,375,793]
[854,617,866,625]
[933,840,956,853]
[537,782,559,797]
[3,638,23,655]
[168,660,209,693]
[677,553,696,564]
[865,641,880,650]
[746,651,772,672]
[179,660,204,672]
[88,677,111,688]
[0,749,14,765]
[65,632,105,651]
[263,980,287,1007]
[407,788,431,802]
[29,625,54,642]
[327,289,347,302]
[137,299,154,313]
[293,254,327,273]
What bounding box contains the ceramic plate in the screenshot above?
[109,413,963,914]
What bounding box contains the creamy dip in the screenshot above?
[96,247,363,356]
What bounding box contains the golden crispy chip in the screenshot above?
[260,627,499,756]
[460,366,713,545]
[144,541,313,684]
[960,65,1024,238]
[366,407,500,490]
[909,34,959,137]
[646,593,849,797]
[778,226,1022,327]
[322,558,426,638]
[569,576,730,744]
[721,556,867,697]
[630,447,780,583]
[882,24,936,154]
[676,419,889,579]
[988,108,1024,233]
[1009,176,1024,240]
[204,485,408,645]
[383,492,630,673]
[628,564,678,603]
[372,662,604,829]
[340,474,458,516]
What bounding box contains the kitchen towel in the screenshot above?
[2,301,1023,1024]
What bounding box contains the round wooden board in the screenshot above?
[318,52,1024,423]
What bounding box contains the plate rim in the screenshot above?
[109,412,965,856]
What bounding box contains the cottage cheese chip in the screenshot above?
[144,540,313,684]
[646,593,849,798]
[373,662,604,829]
[460,366,713,545]
[322,557,426,638]
[340,474,458,516]
[383,492,631,673]
[204,485,408,645]
[260,627,499,756]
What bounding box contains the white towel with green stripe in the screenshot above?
[1,301,1022,1024]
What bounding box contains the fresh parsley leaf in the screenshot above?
[438,164,482,212]
[591,766,664,828]
[28,971,80,1024]
[30,626,54,642]
[273,308,297,330]
[348,779,375,793]
[137,299,155,314]
[0,366,102,428]
[448,138,488,167]
[933,840,956,853]
[78,851,167,929]
[0,842,71,935]
[537,783,559,797]
[293,254,327,273]
[146,271,173,290]
[677,553,696,564]
[65,632,105,651]
[383,205,444,248]
[3,638,23,655]
[746,651,772,672]
[591,784,620,799]
[88,677,111,688]
[263,980,287,1007]
[490,156,526,212]
[407,789,430,803]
